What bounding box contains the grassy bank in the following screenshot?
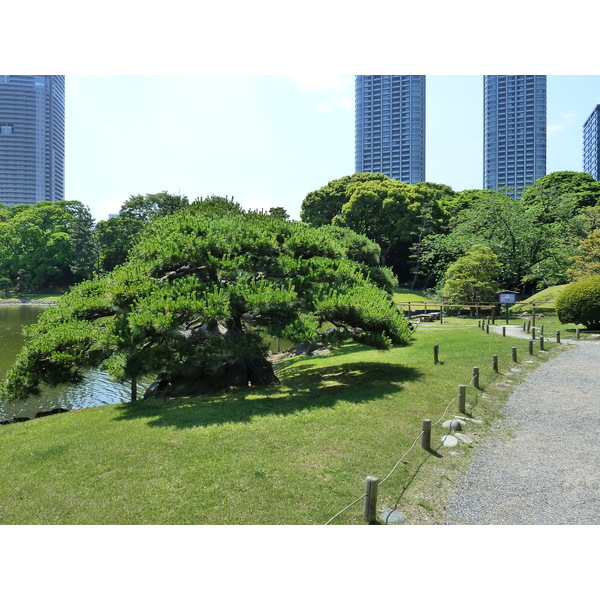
[0,322,565,524]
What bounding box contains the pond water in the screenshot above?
[0,305,139,420]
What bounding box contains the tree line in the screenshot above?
[3,171,600,401]
[300,170,600,302]
[0,192,188,296]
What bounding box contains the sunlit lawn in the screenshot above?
[0,322,564,524]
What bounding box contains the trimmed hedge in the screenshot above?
[555,275,600,330]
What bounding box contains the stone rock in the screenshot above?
[455,433,473,444]
[442,434,458,447]
[380,507,406,524]
[442,419,463,431]
[35,407,69,419]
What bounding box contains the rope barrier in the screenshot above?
[323,324,557,524]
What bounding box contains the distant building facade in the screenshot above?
[0,75,65,206]
[583,104,600,180]
[483,75,546,198]
[355,75,425,184]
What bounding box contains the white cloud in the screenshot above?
[548,111,576,135]
[317,93,354,113]
[290,75,350,92]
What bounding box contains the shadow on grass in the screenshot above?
[113,360,423,430]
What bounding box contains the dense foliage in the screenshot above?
[0,201,96,293]
[2,199,411,402]
[441,245,502,304]
[555,275,600,330]
[301,171,600,295]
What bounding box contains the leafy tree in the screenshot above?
[420,190,573,293]
[0,201,95,291]
[119,191,189,222]
[2,200,411,402]
[567,229,600,281]
[300,172,389,227]
[268,207,289,220]
[441,245,502,304]
[94,216,145,274]
[556,275,600,329]
[521,171,600,222]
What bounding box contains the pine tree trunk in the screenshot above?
[245,354,280,386]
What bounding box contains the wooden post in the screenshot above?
[440,304,443,324]
[276,338,281,353]
[540,324,544,336]
[486,324,490,334]
[512,347,517,362]
[408,302,411,319]
[364,476,379,524]
[539,336,545,351]
[576,328,581,340]
[433,344,439,365]
[472,366,480,389]
[492,355,499,373]
[458,385,466,413]
[502,326,506,337]
[532,302,536,327]
[522,322,526,331]
[527,321,531,333]
[491,305,496,324]
[531,327,536,340]
[556,331,561,344]
[421,419,431,451]
[528,340,534,355]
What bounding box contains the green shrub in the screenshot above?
[555,275,600,330]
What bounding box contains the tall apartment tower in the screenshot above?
[583,105,600,180]
[355,75,425,184]
[483,75,546,198]
[0,75,65,206]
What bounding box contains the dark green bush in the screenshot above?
[555,275,600,330]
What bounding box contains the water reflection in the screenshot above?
[0,305,143,420]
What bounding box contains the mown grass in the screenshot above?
[0,323,566,525]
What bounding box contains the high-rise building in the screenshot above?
[0,75,65,206]
[355,75,425,184]
[483,75,546,198]
[583,104,600,181]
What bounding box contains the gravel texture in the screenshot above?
[443,335,600,525]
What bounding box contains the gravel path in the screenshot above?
[444,333,600,525]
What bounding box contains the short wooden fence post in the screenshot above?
[364,476,379,524]
[512,347,517,363]
[576,328,581,340]
[421,419,431,451]
[556,331,561,344]
[492,355,499,373]
[528,340,534,355]
[522,322,526,332]
[502,326,506,337]
[527,321,531,333]
[472,366,480,389]
[486,324,490,334]
[539,336,545,351]
[540,325,544,336]
[433,344,439,365]
[458,385,466,413]
[531,327,536,340]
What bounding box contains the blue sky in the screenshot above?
[64,74,600,222]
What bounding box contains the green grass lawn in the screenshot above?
[0,323,565,525]
[0,293,61,303]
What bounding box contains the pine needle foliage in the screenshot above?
[2,199,411,401]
